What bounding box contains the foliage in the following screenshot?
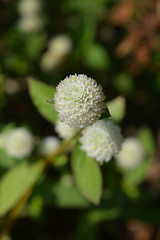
[0,0,159,239]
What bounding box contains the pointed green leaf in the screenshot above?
[107,96,126,122]
[0,160,44,216]
[100,106,111,120]
[71,144,102,205]
[29,78,57,124]
[137,127,155,156]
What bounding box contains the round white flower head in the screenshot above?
[55,119,77,139]
[79,120,123,163]
[5,128,34,158]
[40,136,60,157]
[116,137,145,169]
[18,16,43,32]
[54,74,106,129]
[48,35,72,57]
[4,79,20,95]
[18,0,42,16]
[40,52,59,71]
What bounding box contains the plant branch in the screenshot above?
[0,138,73,239]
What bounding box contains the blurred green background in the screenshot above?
[0,0,160,239]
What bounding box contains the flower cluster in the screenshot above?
[52,73,123,164]
[54,74,106,129]
[41,35,72,71]
[18,0,42,16]
[17,0,43,32]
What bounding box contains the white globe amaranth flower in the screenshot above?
[4,79,20,95]
[116,137,145,169]
[54,74,106,129]
[48,35,72,57]
[39,136,60,157]
[5,128,34,158]
[40,52,59,71]
[18,0,42,16]
[79,120,123,163]
[55,119,77,139]
[18,16,43,32]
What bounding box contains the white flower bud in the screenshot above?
[54,74,106,129]
[4,79,20,95]
[79,120,123,163]
[40,52,59,71]
[39,136,60,157]
[18,16,43,32]
[18,0,42,16]
[55,120,77,139]
[116,137,145,169]
[5,128,34,158]
[48,35,72,57]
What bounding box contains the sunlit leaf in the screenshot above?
[29,78,57,124]
[71,144,102,205]
[0,160,44,216]
[107,96,126,122]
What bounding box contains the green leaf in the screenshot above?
[0,150,17,168]
[0,160,44,216]
[86,208,121,224]
[113,73,134,96]
[71,144,102,205]
[100,106,111,120]
[35,180,90,208]
[29,78,57,124]
[137,127,155,156]
[85,44,110,71]
[27,195,43,219]
[107,96,126,122]
[52,184,90,207]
